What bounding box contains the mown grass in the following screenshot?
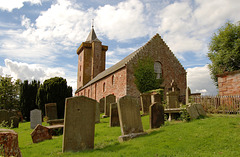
[1,114,240,157]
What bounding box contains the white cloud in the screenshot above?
[95,0,150,41]
[0,0,42,12]
[187,65,218,95]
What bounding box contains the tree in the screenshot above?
[19,80,40,121]
[133,57,163,93]
[36,77,72,118]
[208,22,240,85]
[0,75,21,110]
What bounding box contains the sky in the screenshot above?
[0,0,239,96]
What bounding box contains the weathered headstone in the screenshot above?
[0,129,22,157]
[9,116,19,128]
[99,97,105,113]
[117,96,146,142]
[31,124,52,143]
[95,102,100,123]
[0,110,19,128]
[149,102,164,129]
[110,103,120,127]
[103,94,116,118]
[63,96,96,152]
[30,109,42,129]
[151,93,161,104]
[45,103,58,120]
[166,91,180,108]
[140,93,151,115]
[187,104,199,119]
[195,104,206,117]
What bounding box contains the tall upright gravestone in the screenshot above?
[103,94,116,118]
[118,96,146,142]
[30,109,42,129]
[149,102,164,129]
[63,96,96,152]
[45,103,58,120]
[140,93,151,115]
[95,102,100,123]
[110,103,120,127]
[99,97,105,113]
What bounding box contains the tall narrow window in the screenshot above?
[80,65,81,71]
[103,82,106,92]
[112,75,115,85]
[154,61,162,79]
[88,89,90,97]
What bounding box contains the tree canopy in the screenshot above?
[208,22,240,85]
[36,77,72,119]
[0,75,21,110]
[133,57,163,93]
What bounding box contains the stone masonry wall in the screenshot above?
[76,67,127,101]
[218,71,240,96]
[126,34,186,99]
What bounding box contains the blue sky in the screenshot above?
[0,0,239,95]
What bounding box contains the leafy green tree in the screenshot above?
[208,22,240,85]
[0,75,21,110]
[19,80,40,121]
[36,77,72,118]
[134,57,163,93]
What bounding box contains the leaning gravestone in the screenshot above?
[110,103,120,127]
[63,96,96,152]
[117,95,147,142]
[45,103,58,120]
[99,97,105,113]
[103,94,116,118]
[149,102,164,129]
[31,124,52,143]
[195,104,207,117]
[95,102,100,123]
[30,109,42,129]
[140,93,151,115]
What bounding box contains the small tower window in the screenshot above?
[79,76,81,82]
[154,61,162,79]
[103,82,106,92]
[80,65,81,71]
[112,75,115,85]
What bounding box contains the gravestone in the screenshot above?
[149,102,164,129]
[110,103,120,127]
[0,129,22,157]
[95,102,100,123]
[45,103,58,120]
[186,87,191,105]
[151,93,161,104]
[0,109,9,125]
[30,109,42,129]
[103,94,116,118]
[9,116,19,128]
[31,124,52,143]
[63,96,96,152]
[99,97,105,113]
[0,110,19,128]
[166,91,180,108]
[140,93,151,115]
[187,105,199,119]
[195,104,206,117]
[117,96,146,142]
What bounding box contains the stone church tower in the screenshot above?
[76,27,108,89]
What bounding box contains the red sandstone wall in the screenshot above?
[218,72,240,96]
[76,67,127,101]
[126,35,186,98]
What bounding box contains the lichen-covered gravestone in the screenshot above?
[117,96,147,142]
[0,129,22,157]
[99,97,105,113]
[149,102,164,129]
[30,109,42,129]
[140,93,151,115]
[31,124,52,143]
[103,94,116,118]
[45,103,58,120]
[187,103,206,120]
[110,103,120,127]
[95,102,100,123]
[63,96,96,152]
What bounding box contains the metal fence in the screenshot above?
[191,95,240,114]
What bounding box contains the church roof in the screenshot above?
[85,28,101,43]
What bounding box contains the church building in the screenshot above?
[75,28,186,101]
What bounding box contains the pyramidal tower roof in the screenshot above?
[85,25,101,43]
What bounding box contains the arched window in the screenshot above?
[103,82,106,92]
[79,76,81,82]
[112,75,115,85]
[80,65,81,71]
[88,89,90,97]
[154,61,162,79]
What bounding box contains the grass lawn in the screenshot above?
[1,114,240,157]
